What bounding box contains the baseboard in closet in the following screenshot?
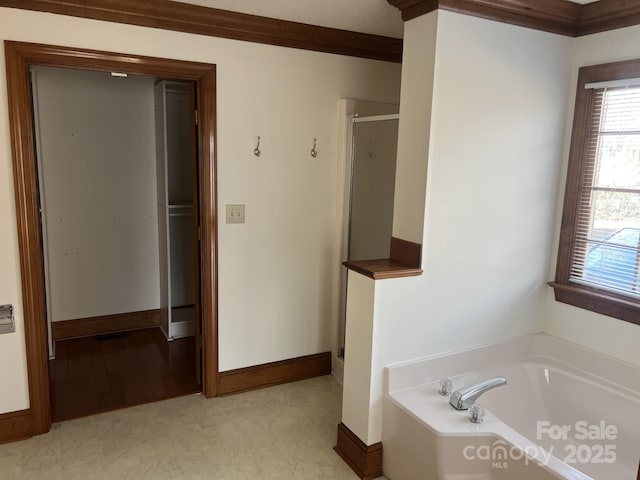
[51,309,161,341]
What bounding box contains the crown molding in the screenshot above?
[0,0,403,63]
[578,0,640,36]
[387,0,640,37]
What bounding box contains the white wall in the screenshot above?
[392,12,438,244]
[542,24,640,367]
[0,7,401,413]
[341,271,376,443]
[33,66,160,322]
[343,10,572,445]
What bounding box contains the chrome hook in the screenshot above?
[254,136,261,157]
[310,137,318,158]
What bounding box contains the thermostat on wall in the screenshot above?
[0,304,15,334]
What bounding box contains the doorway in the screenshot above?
[30,66,202,421]
[5,41,218,436]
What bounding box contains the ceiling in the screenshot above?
[172,0,603,39]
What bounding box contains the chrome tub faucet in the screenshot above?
[449,376,507,410]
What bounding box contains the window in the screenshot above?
[552,59,640,325]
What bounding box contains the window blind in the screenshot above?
[570,86,640,297]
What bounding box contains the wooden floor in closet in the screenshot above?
[49,327,200,422]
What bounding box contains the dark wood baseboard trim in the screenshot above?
[0,409,33,444]
[390,236,421,268]
[51,309,161,341]
[218,352,331,395]
[0,0,402,63]
[387,0,640,38]
[334,423,383,480]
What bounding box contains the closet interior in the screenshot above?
[31,66,201,421]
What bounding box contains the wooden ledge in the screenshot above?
[343,258,422,280]
[548,281,640,326]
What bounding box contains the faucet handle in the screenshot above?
[468,404,485,423]
[439,378,453,396]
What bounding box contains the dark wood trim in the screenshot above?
[387,0,439,22]
[387,0,579,35]
[218,352,331,395]
[0,409,33,444]
[388,0,640,38]
[334,422,383,480]
[343,235,423,280]
[343,259,422,280]
[4,40,219,438]
[390,236,421,268]
[4,41,51,437]
[0,0,402,63]
[578,0,640,37]
[554,66,595,284]
[51,309,161,341]
[549,282,640,326]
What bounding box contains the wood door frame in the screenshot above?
[4,41,219,436]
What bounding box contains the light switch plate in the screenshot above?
[226,204,245,224]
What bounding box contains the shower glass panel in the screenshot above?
[339,115,399,356]
[349,117,399,260]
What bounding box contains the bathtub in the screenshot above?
[382,334,640,480]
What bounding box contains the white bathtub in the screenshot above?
[382,334,640,480]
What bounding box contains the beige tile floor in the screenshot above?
[0,376,384,480]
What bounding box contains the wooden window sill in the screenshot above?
[343,259,423,280]
[548,281,640,326]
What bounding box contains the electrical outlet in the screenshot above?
[226,204,245,224]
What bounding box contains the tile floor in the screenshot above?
[0,376,383,480]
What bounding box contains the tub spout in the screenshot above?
[449,376,506,410]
